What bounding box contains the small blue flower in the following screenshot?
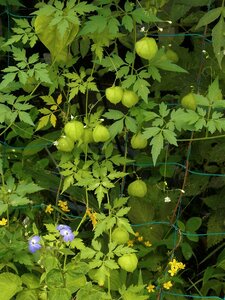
[56,224,71,231]
[28,235,42,253]
[60,228,75,242]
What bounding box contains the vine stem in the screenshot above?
[170,131,193,224]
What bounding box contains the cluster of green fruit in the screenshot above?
[56,120,110,152]
[111,227,138,273]
[105,86,139,108]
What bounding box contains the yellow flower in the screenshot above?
[168,258,185,276]
[86,208,97,229]
[135,232,140,237]
[45,204,54,214]
[168,268,177,276]
[178,262,185,269]
[58,200,70,212]
[147,284,155,293]
[144,241,152,247]
[137,236,144,242]
[163,281,173,290]
[0,218,7,226]
[127,240,134,247]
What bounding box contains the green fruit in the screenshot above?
[93,124,110,142]
[128,179,147,198]
[105,86,124,104]
[56,136,74,152]
[82,128,94,144]
[112,227,130,245]
[131,133,147,149]
[121,90,139,108]
[118,253,138,272]
[166,49,179,63]
[135,37,158,60]
[64,120,84,142]
[181,93,197,111]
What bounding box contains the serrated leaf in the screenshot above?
[36,115,50,131]
[50,114,57,127]
[125,116,137,133]
[150,132,163,165]
[163,129,177,146]
[122,15,133,32]
[196,7,222,29]
[18,111,34,126]
[0,73,17,89]
[108,119,124,139]
[143,127,160,139]
[103,109,124,120]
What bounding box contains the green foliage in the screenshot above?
[1,0,225,299]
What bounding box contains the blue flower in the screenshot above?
[28,235,42,253]
[60,228,75,242]
[56,224,71,231]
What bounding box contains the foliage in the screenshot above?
[1,0,225,299]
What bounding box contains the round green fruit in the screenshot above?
[131,133,147,149]
[118,253,138,272]
[135,37,158,60]
[121,90,139,108]
[64,120,84,142]
[112,227,130,245]
[82,128,94,144]
[128,179,147,198]
[105,86,124,104]
[181,93,197,111]
[165,49,179,63]
[56,136,74,152]
[93,124,110,142]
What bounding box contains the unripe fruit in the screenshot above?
[118,253,138,272]
[105,86,124,104]
[128,179,147,198]
[181,93,197,111]
[93,124,110,142]
[131,133,147,149]
[135,37,158,60]
[56,136,74,152]
[121,90,139,108]
[82,128,94,144]
[64,120,84,141]
[112,227,130,245]
[166,49,179,63]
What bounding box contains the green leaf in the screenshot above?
[186,217,202,234]
[143,127,160,139]
[212,16,225,68]
[0,272,22,300]
[133,78,150,103]
[15,289,38,300]
[103,109,124,120]
[181,242,193,260]
[150,132,163,165]
[125,116,137,133]
[122,15,133,32]
[0,73,17,89]
[48,288,71,300]
[196,7,222,29]
[163,129,177,146]
[108,119,124,139]
[18,111,34,126]
[16,182,43,195]
[21,273,40,289]
[74,2,96,15]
